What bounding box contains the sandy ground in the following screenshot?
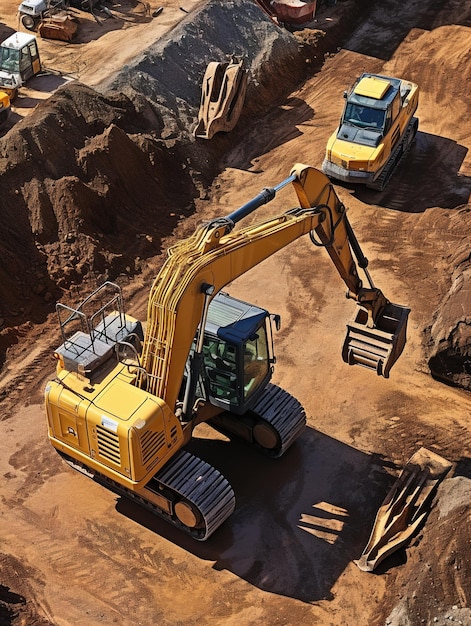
[0,0,471,625]
[0,0,206,124]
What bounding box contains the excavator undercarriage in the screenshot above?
[61,449,235,540]
[209,383,306,458]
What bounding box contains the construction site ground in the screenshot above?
[0,0,470,625]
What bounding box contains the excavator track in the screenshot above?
[60,450,235,541]
[367,117,418,191]
[209,383,306,457]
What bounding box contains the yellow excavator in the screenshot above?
[44,164,409,540]
[322,73,419,191]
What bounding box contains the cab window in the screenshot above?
[203,339,238,403]
[243,327,269,401]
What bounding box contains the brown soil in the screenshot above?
[0,0,470,625]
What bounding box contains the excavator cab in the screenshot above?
[190,292,277,415]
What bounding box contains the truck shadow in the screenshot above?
[351,132,470,212]
[115,425,397,603]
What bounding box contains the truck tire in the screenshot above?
[21,14,36,30]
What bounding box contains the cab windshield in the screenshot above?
[0,47,20,73]
[344,103,385,130]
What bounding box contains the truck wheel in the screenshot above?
[21,14,36,30]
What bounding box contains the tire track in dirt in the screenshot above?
[2,506,162,625]
[375,388,471,468]
[0,325,60,421]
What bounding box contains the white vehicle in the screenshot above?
[0,32,41,93]
[18,0,98,30]
[18,0,64,30]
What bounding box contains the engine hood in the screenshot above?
[336,123,382,148]
[330,124,383,161]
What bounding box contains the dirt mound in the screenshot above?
[0,82,193,353]
[376,476,471,626]
[102,0,310,127]
[424,206,471,389]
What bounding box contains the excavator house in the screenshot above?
[44,164,409,540]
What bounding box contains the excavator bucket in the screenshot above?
[355,448,452,572]
[194,57,248,140]
[342,302,410,378]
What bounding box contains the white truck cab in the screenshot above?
[0,32,41,92]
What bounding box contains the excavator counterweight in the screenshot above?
[44,164,409,539]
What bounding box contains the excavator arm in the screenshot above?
[140,164,409,413]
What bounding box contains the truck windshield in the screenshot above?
[0,47,20,73]
[344,103,385,130]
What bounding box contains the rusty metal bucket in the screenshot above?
[38,15,78,42]
[355,447,452,572]
[342,302,410,378]
[194,57,248,140]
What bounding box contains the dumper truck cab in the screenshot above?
[0,32,41,94]
[322,73,419,190]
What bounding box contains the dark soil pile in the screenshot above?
[424,207,471,389]
[373,476,471,626]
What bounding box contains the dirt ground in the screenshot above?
[0,0,470,625]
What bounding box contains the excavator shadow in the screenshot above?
[352,132,470,212]
[115,425,397,603]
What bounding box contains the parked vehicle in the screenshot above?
[0,32,41,97]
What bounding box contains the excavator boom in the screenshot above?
[141,164,408,411]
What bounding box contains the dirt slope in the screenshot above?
[0,0,470,625]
